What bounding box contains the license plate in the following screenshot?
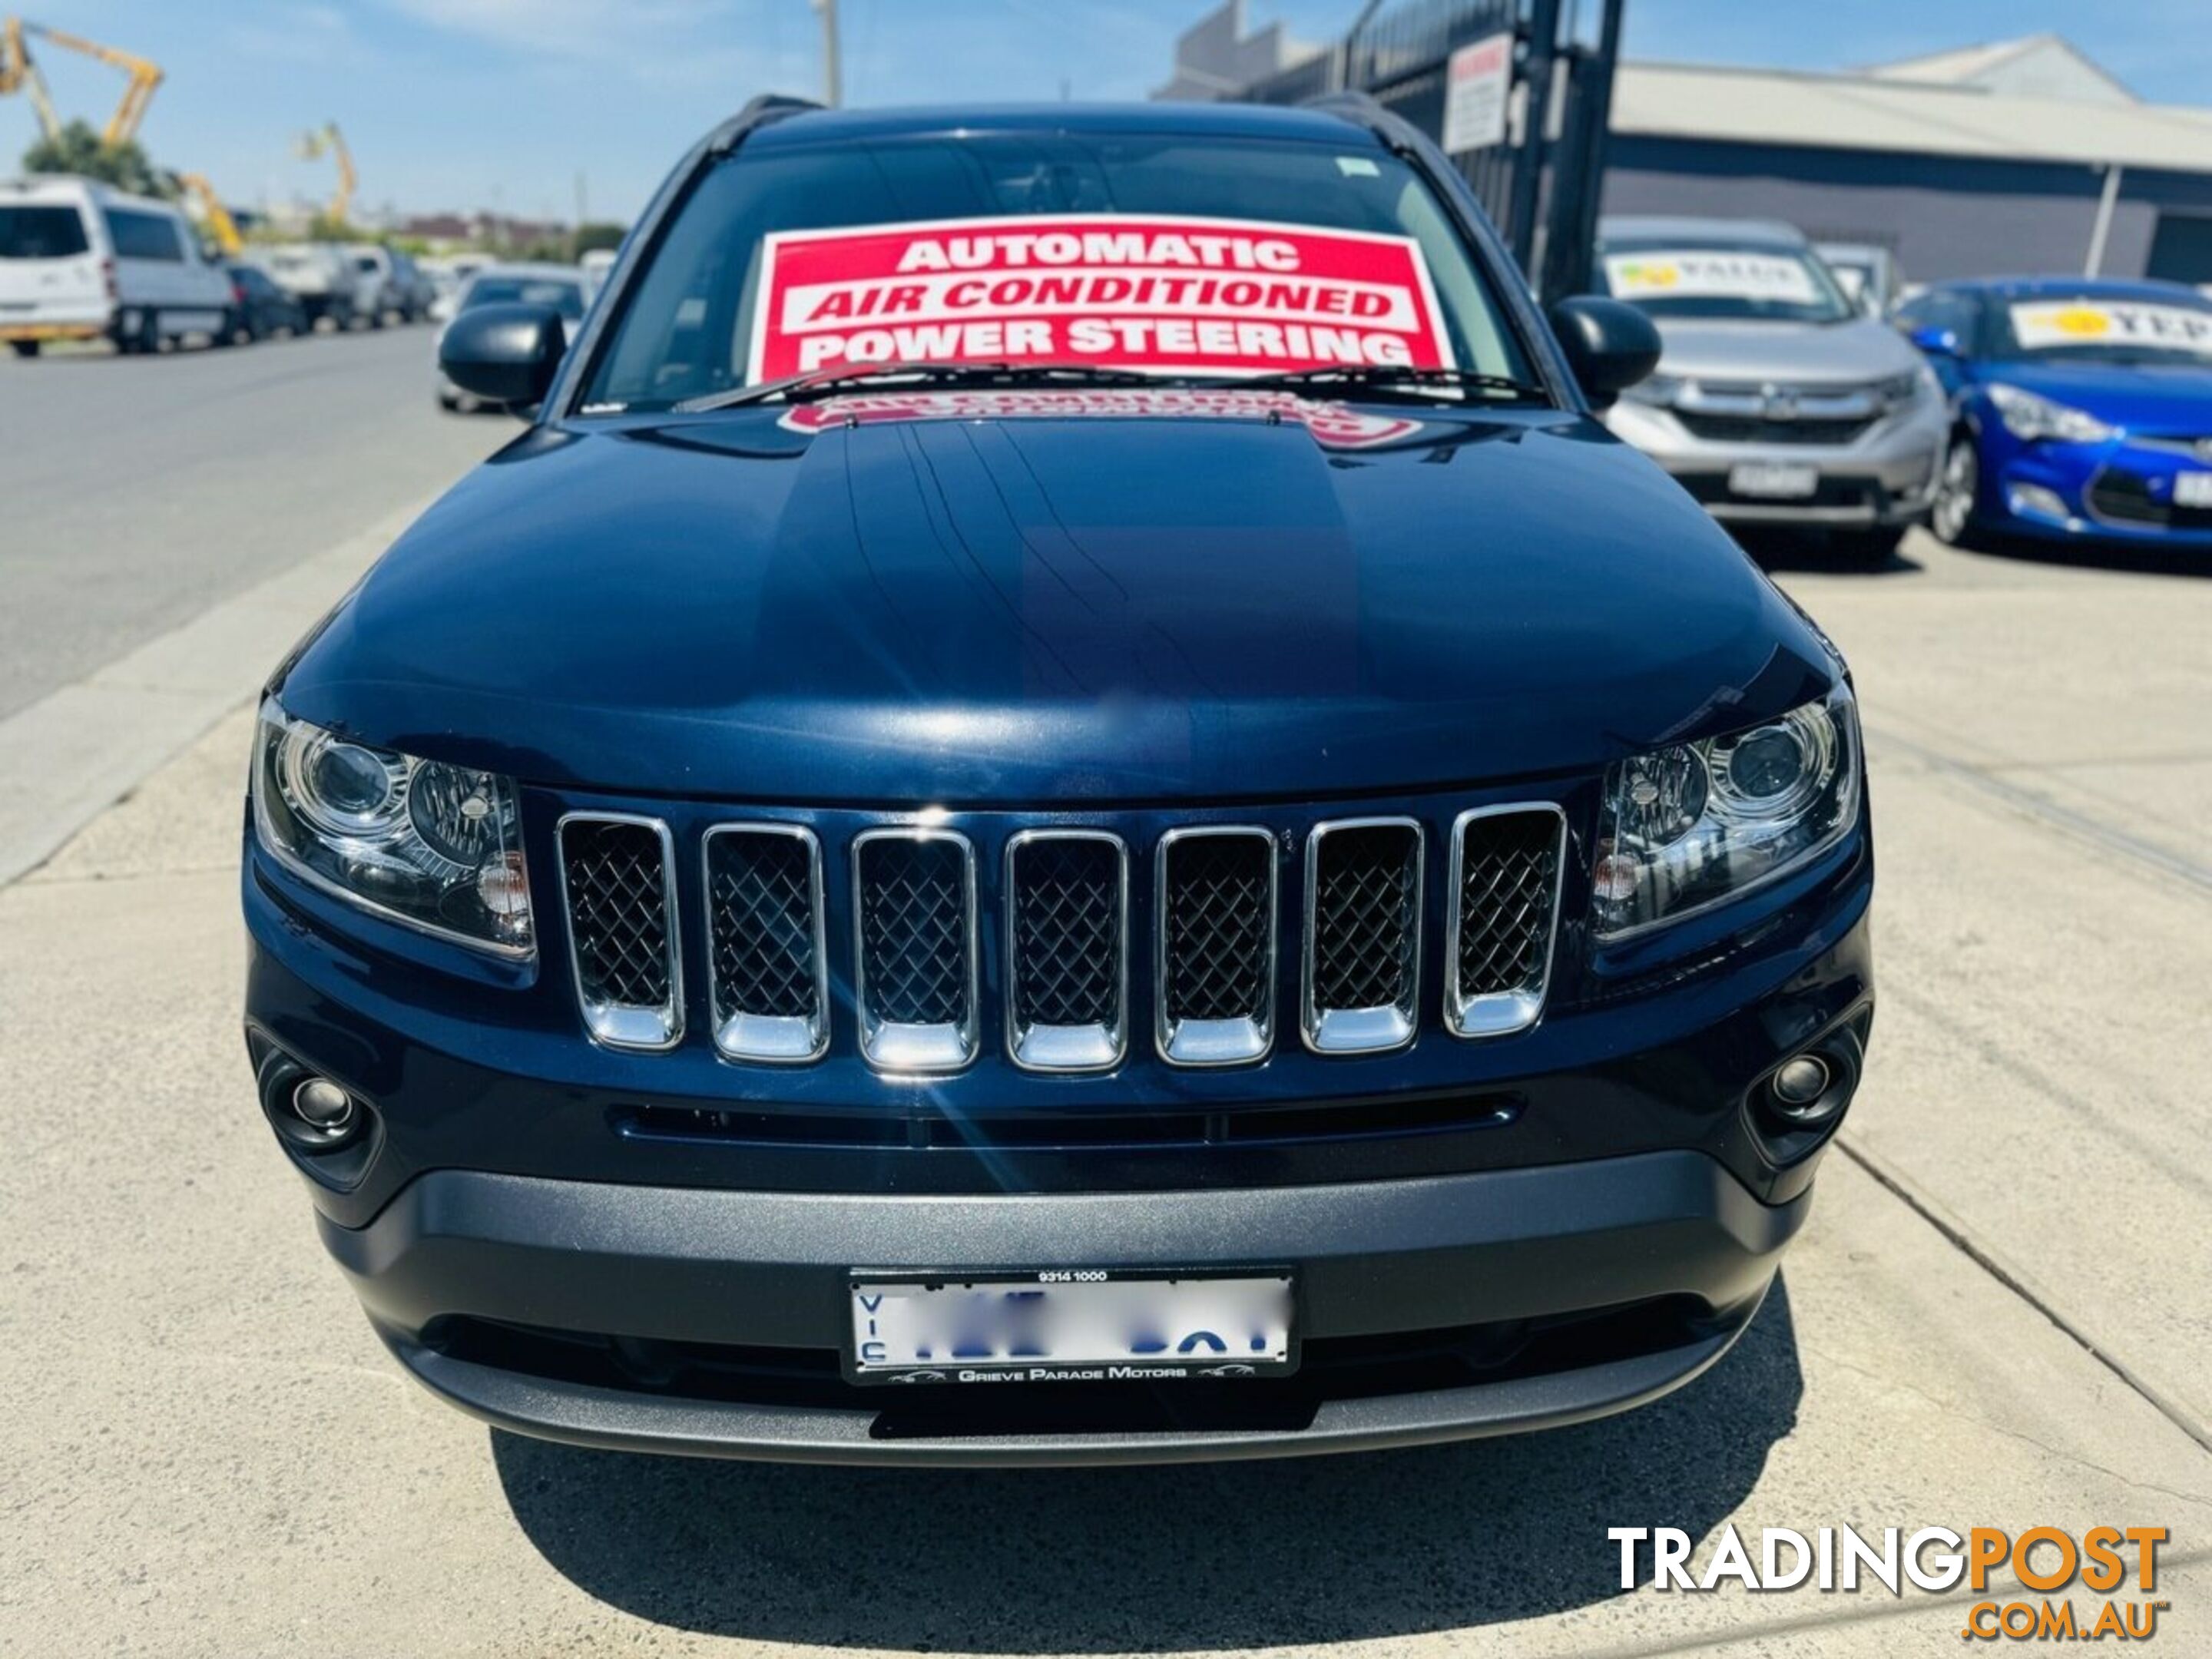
[2175,471,2212,507]
[846,1269,1296,1384]
[1729,462,1820,499]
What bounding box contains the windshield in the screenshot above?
[582,131,1533,410]
[464,276,585,320]
[1992,293,2212,364]
[1597,241,1853,323]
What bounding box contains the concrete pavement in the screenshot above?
[2,511,2208,1653]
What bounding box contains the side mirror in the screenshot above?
[439,303,565,410]
[1909,324,1961,358]
[1548,296,1662,410]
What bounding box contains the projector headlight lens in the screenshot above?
[1594,684,1861,939]
[252,697,533,955]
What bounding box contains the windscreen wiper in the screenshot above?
[1220,364,1551,403]
[674,359,1161,413]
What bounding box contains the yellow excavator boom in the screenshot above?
[176,171,242,258]
[294,121,356,226]
[17,20,161,146]
[0,16,64,141]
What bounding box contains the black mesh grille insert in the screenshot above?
[560,818,671,1009]
[857,837,969,1027]
[707,830,819,1020]
[1455,812,1561,998]
[1161,833,1272,1022]
[1310,824,1419,1012]
[1010,837,1121,1029]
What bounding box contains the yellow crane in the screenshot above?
[0,16,160,144]
[174,171,242,257]
[294,121,356,226]
[0,17,61,138]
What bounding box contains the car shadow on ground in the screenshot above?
[1730,528,1925,577]
[492,1278,1802,1649]
[1961,535,2212,580]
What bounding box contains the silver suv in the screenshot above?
[1596,217,1945,560]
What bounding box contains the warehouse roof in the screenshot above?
[1612,61,2212,174]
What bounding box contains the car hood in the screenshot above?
[1980,359,2212,434]
[1652,316,1921,386]
[278,396,1836,803]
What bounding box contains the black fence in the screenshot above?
[1240,0,1623,299]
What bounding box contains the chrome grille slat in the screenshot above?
[1155,826,1276,1067]
[1446,805,1567,1038]
[557,813,682,1051]
[1005,831,1128,1073]
[853,829,979,1073]
[1303,818,1422,1055]
[704,824,828,1063]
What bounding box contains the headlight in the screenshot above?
[1987,382,2114,444]
[1621,372,1684,408]
[1592,684,1861,939]
[1873,366,1936,409]
[251,697,533,955]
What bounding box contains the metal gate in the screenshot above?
[1240,0,1623,300]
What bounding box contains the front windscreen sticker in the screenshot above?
[747,213,1455,381]
[2008,299,2212,354]
[1603,250,1819,305]
[778,387,1423,449]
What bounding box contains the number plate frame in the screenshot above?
[843,1267,1300,1386]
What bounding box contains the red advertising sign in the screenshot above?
[747,213,1455,382]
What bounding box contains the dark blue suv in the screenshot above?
[243,97,1873,1463]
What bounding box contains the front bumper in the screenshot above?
[332,1150,1796,1465]
[1605,398,1945,526]
[1982,432,2212,548]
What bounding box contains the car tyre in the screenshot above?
[1929,431,1988,549]
[8,339,38,359]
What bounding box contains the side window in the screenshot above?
[104,208,185,262]
[1896,289,1972,345]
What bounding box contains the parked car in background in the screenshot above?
[1897,276,2212,551]
[432,262,585,410]
[579,245,617,303]
[387,248,434,321]
[1815,243,1902,318]
[224,261,308,343]
[348,246,403,324]
[0,174,232,356]
[248,95,1875,1466]
[256,243,373,332]
[423,253,487,323]
[1595,215,1945,561]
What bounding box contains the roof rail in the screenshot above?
[1300,88,1421,155]
[705,94,823,157]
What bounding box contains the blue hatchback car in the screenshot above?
[1896,277,2212,550]
[243,96,1875,1464]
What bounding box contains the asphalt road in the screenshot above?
[0,327,502,723]
[2,355,2209,1655]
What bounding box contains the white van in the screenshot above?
[0,175,232,356]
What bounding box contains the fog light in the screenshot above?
[290,1076,355,1134]
[1773,1055,1830,1108]
[2008,483,2071,522]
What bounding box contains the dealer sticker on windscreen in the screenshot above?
[747,213,1454,381]
[846,1269,1296,1385]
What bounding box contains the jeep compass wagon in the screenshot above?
[243,96,1873,1464]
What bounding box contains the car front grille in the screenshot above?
[1675,412,1876,446]
[853,830,978,1071]
[1006,832,1127,1072]
[1448,806,1566,1037]
[555,804,1573,1072]
[704,826,827,1062]
[557,814,681,1050]
[2086,467,2212,529]
[1303,820,1423,1054]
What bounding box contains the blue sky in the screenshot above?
[9,2,2209,224]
